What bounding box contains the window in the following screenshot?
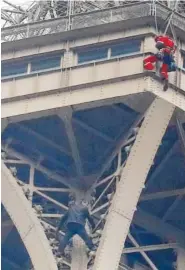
[111,39,141,57]
[1,52,62,78]
[31,54,61,72]
[77,39,141,64]
[78,47,108,64]
[183,55,185,70]
[1,61,28,77]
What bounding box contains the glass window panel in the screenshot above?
[78,47,108,64]
[1,61,28,77]
[111,40,141,57]
[31,54,61,72]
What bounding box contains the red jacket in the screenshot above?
[155,35,175,48]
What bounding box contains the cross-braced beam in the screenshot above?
[127,233,158,270]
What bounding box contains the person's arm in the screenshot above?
[86,209,95,230]
[55,212,68,237]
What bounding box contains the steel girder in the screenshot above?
[2,74,185,123]
[1,161,58,270]
[92,97,175,270]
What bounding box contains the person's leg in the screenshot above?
[59,229,75,253]
[77,226,94,250]
[143,55,157,70]
[160,63,168,80]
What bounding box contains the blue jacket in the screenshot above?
[58,202,95,230]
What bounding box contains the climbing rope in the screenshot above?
[163,0,179,35]
[152,0,159,34]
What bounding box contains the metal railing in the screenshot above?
[1,1,185,43]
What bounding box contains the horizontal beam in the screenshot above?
[134,208,185,248]
[140,188,185,201]
[36,187,70,192]
[122,243,177,254]
[2,72,185,123]
[2,144,73,189]
[41,213,61,218]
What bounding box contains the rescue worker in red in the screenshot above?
[143,35,177,85]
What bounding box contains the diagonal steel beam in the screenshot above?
[162,195,184,221]
[1,219,14,243]
[145,141,179,189]
[58,108,84,181]
[176,115,185,159]
[2,257,22,270]
[161,115,185,221]
[73,118,113,143]
[2,144,73,189]
[127,233,158,270]
[134,208,185,247]
[34,190,68,210]
[94,112,146,185]
[16,123,71,157]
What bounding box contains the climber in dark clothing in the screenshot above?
[56,200,96,253]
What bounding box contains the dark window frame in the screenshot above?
[1,60,28,77]
[110,39,141,58]
[77,46,109,64]
[77,38,142,64]
[182,53,185,70]
[1,51,63,78]
[30,53,62,72]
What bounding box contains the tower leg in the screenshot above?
[93,98,175,270]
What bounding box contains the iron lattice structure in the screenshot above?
[1,0,185,43]
[1,0,185,28]
[1,1,185,270]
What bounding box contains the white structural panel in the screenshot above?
[71,236,88,270]
[93,98,175,270]
[177,248,185,270]
[1,74,185,124]
[1,162,58,270]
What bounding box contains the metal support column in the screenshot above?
[71,235,88,270]
[1,162,58,270]
[177,248,185,270]
[93,98,175,270]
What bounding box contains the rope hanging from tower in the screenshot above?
[143,0,179,91]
